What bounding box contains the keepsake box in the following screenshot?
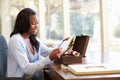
[54,35,90,65]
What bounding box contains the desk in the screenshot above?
[43,63,120,80]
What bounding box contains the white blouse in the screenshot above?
[7,33,53,77]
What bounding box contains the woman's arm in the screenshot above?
[37,38,53,57]
[8,36,52,75]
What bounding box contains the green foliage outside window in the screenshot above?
[70,12,94,37]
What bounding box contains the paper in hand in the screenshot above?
[58,37,73,55]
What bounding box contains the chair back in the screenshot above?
[0,35,7,77]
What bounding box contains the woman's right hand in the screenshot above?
[49,48,61,61]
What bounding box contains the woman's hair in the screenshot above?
[10,8,39,52]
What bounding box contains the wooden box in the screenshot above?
[54,55,82,65]
[54,35,90,65]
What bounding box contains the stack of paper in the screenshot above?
[59,37,73,55]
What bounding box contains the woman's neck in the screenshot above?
[22,33,35,54]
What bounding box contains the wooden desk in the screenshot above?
[43,63,120,80]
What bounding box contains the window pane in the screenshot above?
[108,0,120,63]
[10,0,39,31]
[45,0,63,40]
[69,0,101,63]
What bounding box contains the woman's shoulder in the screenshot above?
[8,33,26,48]
[9,33,23,43]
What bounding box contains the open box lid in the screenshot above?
[72,35,90,57]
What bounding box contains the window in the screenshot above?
[42,0,101,63]
[10,0,39,31]
[68,0,101,63]
[0,0,39,41]
[107,0,120,64]
[1,0,120,64]
[44,0,63,40]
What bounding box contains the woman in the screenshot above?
[6,8,61,79]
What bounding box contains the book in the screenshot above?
[67,64,120,75]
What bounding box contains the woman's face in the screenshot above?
[29,14,39,35]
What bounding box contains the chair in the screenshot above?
[0,35,33,80]
[0,35,7,78]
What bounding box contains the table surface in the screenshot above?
[44,62,120,80]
